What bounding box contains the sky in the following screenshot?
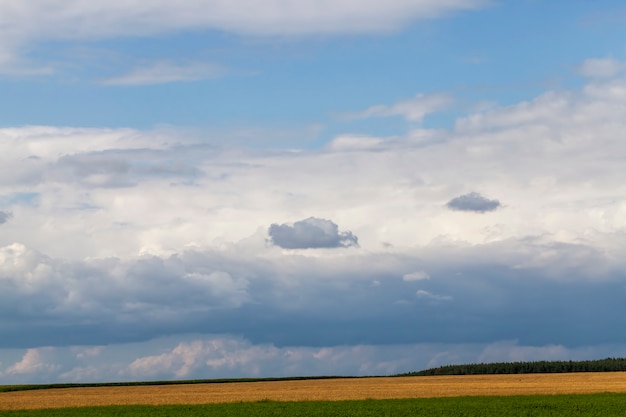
[1,0,626,384]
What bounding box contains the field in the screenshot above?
[1,394,626,417]
[2,372,626,412]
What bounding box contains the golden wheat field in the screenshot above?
[2,373,626,411]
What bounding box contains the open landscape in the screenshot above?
[3,3,626,417]
[3,372,626,411]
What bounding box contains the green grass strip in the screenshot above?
[2,394,626,417]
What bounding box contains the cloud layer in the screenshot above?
[0,0,488,74]
[2,66,626,382]
[2,335,626,384]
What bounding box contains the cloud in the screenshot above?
[0,0,489,75]
[350,93,455,123]
[75,346,104,360]
[416,289,452,302]
[326,134,386,152]
[403,271,430,281]
[52,152,134,188]
[128,340,215,379]
[476,340,573,364]
[446,192,501,213]
[2,235,626,351]
[5,348,59,376]
[0,244,251,348]
[3,74,623,258]
[102,61,226,86]
[3,335,624,384]
[3,65,626,378]
[1,1,489,38]
[268,217,359,249]
[578,57,624,79]
[49,148,203,188]
[0,211,11,224]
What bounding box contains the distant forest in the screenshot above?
[400,358,626,376]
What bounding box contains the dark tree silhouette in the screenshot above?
[399,358,626,376]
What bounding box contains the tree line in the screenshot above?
[400,358,626,376]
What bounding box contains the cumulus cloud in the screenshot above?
[128,340,212,379]
[350,92,455,123]
[123,337,455,380]
[446,192,501,213]
[3,336,624,384]
[268,217,359,249]
[5,348,59,376]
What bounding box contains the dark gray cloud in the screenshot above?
[268,217,359,249]
[0,211,12,224]
[446,192,501,212]
[1,240,626,351]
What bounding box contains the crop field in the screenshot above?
[2,372,626,412]
[2,395,626,417]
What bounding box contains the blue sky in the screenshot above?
[2,0,626,383]
[3,1,624,132]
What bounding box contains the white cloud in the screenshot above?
[102,61,226,86]
[0,0,489,75]
[403,271,430,281]
[128,340,209,379]
[350,92,455,122]
[416,289,452,301]
[578,57,624,79]
[2,76,626,259]
[326,134,386,152]
[2,336,625,384]
[5,348,59,376]
[1,0,489,38]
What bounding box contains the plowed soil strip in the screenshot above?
[3,373,626,411]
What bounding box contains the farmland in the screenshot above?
[2,372,626,411]
[1,394,626,417]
